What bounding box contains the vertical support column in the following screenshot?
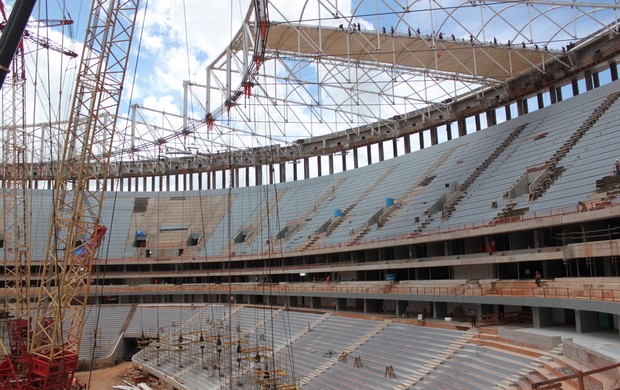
[418,131,425,149]
[329,154,335,174]
[366,145,372,165]
[504,105,512,120]
[293,162,298,181]
[317,156,322,176]
[303,157,310,179]
[234,169,239,188]
[458,118,467,136]
[341,153,347,171]
[430,127,438,145]
[575,310,598,333]
[165,175,171,191]
[255,166,262,186]
[486,110,496,127]
[311,297,321,309]
[279,163,286,183]
[517,99,526,115]
[571,78,580,96]
[475,115,481,131]
[245,167,250,187]
[221,170,226,189]
[446,123,452,141]
[592,72,600,88]
[537,92,545,109]
[433,302,448,319]
[378,142,384,162]
[532,306,554,328]
[548,86,557,104]
[269,164,274,185]
[211,171,217,189]
[189,173,194,190]
[556,87,563,102]
[584,70,594,91]
[610,61,618,81]
[404,135,411,153]
[353,148,359,168]
[336,298,347,311]
[197,172,202,190]
[392,139,398,157]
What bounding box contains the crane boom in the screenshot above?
[27,0,140,388]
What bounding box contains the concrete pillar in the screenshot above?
[430,127,438,145]
[556,87,563,102]
[317,156,322,176]
[165,175,170,191]
[516,99,525,116]
[221,170,226,188]
[532,306,554,328]
[584,70,594,91]
[341,153,347,171]
[366,145,372,165]
[504,105,512,120]
[392,139,398,157]
[329,154,334,174]
[404,135,411,153]
[378,142,385,162]
[571,78,580,96]
[211,171,216,189]
[269,164,274,185]
[353,148,359,169]
[255,166,262,186]
[433,302,448,319]
[246,167,251,187]
[576,310,598,333]
[458,118,467,136]
[446,123,452,141]
[537,92,545,109]
[548,86,557,104]
[303,157,310,179]
[486,110,496,127]
[279,164,286,183]
[293,163,298,181]
[336,298,347,311]
[311,297,321,309]
[592,72,600,88]
[610,61,618,81]
[475,115,481,131]
[363,299,368,313]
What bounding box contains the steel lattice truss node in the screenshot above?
[5,0,620,178]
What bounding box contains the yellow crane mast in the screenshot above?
[25,0,140,388]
